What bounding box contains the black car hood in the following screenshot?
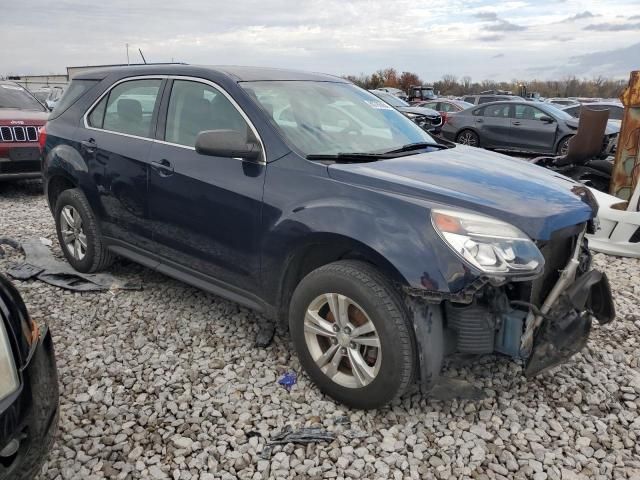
[327,145,595,240]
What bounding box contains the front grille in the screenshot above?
[0,125,40,143]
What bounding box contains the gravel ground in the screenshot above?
[1,180,639,480]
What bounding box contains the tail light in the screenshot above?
[38,124,47,153]
[441,112,449,124]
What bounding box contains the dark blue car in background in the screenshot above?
[41,65,614,409]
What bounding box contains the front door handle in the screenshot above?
[151,159,174,177]
[512,121,522,126]
[80,139,97,153]
[475,118,484,123]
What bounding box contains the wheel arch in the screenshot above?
[273,233,408,327]
[45,174,77,212]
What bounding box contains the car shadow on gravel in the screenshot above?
[0,179,44,197]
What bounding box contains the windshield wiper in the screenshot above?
[306,152,393,163]
[383,142,449,154]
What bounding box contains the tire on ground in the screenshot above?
[54,188,114,273]
[289,260,416,409]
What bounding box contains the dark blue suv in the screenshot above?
[41,65,614,409]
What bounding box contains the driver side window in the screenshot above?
[164,80,249,148]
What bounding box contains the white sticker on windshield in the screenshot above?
[364,100,393,110]
[1,85,23,90]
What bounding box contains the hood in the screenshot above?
[0,109,49,124]
[327,145,595,240]
[397,106,440,117]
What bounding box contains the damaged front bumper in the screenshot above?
[407,226,616,390]
[524,269,615,376]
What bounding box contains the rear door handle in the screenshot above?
[151,159,174,177]
[475,118,484,123]
[80,139,97,153]
[512,121,521,126]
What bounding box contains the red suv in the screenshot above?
[0,81,49,181]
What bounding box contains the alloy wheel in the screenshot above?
[304,293,382,388]
[60,205,87,261]
[458,131,478,146]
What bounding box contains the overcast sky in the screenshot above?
[1,0,639,81]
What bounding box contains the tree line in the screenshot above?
[343,68,627,99]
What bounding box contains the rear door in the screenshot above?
[82,77,165,248]
[473,103,512,148]
[510,104,557,152]
[147,78,266,294]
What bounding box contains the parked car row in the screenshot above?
[441,99,619,157]
[39,64,614,412]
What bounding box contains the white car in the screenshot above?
[588,187,640,258]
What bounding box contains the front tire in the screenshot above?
[557,135,572,156]
[54,188,114,273]
[289,260,416,409]
[456,129,480,147]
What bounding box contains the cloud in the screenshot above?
[584,22,640,31]
[560,11,597,22]
[485,19,527,32]
[567,41,640,77]
[0,0,637,82]
[474,12,498,21]
[478,34,505,42]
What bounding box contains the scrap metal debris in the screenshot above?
[268,425,336,446]
[277,371,297,391]
[0,238,140,292]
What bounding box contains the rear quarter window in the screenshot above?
[50,80,99,118]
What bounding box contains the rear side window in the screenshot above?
[478,96,494,104]
[463,96,475,104]
[50,80,98,117]
[164,80,249,148]
[87,79,162,138]
[484,104,511,118]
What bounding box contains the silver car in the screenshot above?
[441,101,619,156]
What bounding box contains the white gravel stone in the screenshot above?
[2,182,640,480]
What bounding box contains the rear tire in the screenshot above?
[289,260,416,409]
[54,189,114,273]
[456,129,480,147]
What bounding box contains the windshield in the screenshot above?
[0,84,47,111]
[372,91,409,108]
[541,103,575,121]
[243,81,434,156]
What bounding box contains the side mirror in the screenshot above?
[195,130,262,161]
[539,115,554,123]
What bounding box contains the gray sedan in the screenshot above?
[441,101,619,156]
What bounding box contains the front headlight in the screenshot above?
[431,209,544,276]
[0,320,19,401]
[404,112,418,119]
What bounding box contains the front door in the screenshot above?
[510,104,558,153]
[80,77,164,248]
[147,78,266,294]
